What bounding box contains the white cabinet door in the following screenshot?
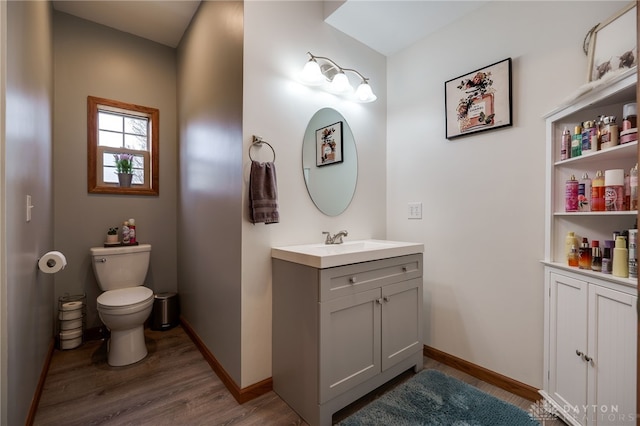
[319,288,381,404]
[549,272,589,425]
[381,278,422,371]
[587,285,637,425]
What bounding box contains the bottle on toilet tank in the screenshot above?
[128,218,136,244]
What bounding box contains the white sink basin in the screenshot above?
[271,239,424,268]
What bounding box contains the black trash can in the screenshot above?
[152,292,179,330]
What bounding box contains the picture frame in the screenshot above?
[586,2,637,82]
[445,58,512,140]
[316,121,343,166]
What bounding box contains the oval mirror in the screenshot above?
[302,108,357,216]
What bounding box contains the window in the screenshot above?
[87,96,159,195]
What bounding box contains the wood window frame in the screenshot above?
[87,96,159,195]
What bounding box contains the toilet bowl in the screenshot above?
[90,244,153,367]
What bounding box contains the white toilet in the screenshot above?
[90,244,153,367]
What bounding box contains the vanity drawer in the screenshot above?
[319,254,422,301]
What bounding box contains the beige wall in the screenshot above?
[386,1,628,388]
[52,12,178,328]
[4,1,53,424]
[177,1,244,385]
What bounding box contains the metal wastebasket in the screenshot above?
[152,292,179,330]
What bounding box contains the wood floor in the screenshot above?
[33,325,563,425]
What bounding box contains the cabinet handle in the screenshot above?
[349,277,357,284]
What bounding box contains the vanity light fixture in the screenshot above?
[299,52,377,103]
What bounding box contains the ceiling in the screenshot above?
[51,1,485,56]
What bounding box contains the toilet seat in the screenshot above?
[97,287,153,311]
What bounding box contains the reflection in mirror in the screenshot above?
[302,108,357,216]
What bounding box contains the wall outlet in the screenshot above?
[408,202,422,219]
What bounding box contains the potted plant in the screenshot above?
[106,227,119,244]
[114,153,134,187]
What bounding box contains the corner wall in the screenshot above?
[386,1,628,388]
[177,1,245,385]
[5,2,53,424]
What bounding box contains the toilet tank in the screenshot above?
[90,244,151,291]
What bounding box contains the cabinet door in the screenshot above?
[319,288,381,404]
[381,278,422,371]
[587,285,637,425]
[549,272,589,424]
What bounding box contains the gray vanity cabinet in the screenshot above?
[272,253,423,426]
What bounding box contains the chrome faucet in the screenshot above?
[323,230,348,245]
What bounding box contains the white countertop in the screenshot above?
[271,239,424,268]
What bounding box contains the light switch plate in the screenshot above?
[408,202,422,219]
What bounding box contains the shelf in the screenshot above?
[542,261,637,289]
[554,141,637,167]
[554,211,638,217]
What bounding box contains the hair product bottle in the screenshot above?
[629,229,637,279]
[565,175,579,212]
[578,237,592,269]
[602,240,614,274]
[560,127,571,160]
[590,240,602,272]
[591,170,605,211]
[568,245,579,267]
[581,120,596,154]
[565,231,578,262]
[578,173,591,212]
[612,236,629,278]
[604,169,625,211]
[571,125,582,158]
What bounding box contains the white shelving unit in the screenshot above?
[541,68,637,426]
[544,69,638,288]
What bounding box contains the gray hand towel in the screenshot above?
[249,161,279,224]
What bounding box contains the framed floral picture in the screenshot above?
[445,58,512,139]
[316,121,343,166]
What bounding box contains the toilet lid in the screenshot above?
[97,287,153,307]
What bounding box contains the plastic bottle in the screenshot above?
[602,240,614,274]
[604,169,625,211]
[560,127,571,160]
[565,175,579,212]
[623,102,637,131]
[568,245,579,267]
[565,231,579,262]
[591,240,602,272]
[581,120,596,154]
[631,164,638,211]
[591,170,605,211]
[578,237,591,269]
[122,221,130,245]
[578,172,591,212]
[571,125,582,158]
[128,218,136,244]
[612,236,629,278]
[629,229,637,279]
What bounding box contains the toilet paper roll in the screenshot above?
[60,318,83,330]
[38,251,67,274]
[61,301,83,311]
[60,328,83,340]
[59,309,83,320]
[60,336,82,350]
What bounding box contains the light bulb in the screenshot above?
[355,81,377,102]
[300,59,324,86]
[329,72,352,94]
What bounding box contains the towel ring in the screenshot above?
[249,136,276,163]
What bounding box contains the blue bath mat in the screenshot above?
[338,369,540,425]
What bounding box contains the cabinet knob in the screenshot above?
[402,266,408,272]
[383,296,390,303]
[349,277,357,284]
[584,354,593,363]
[576,349,584,357]
[376,298,383,304]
